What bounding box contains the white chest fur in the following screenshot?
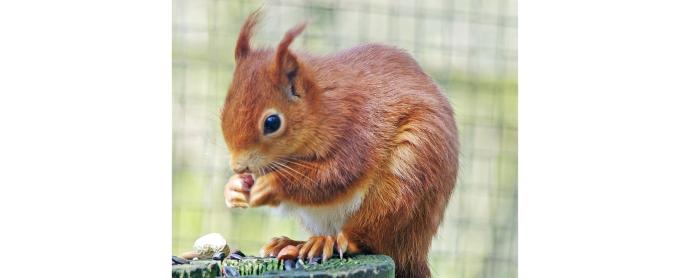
[276,190,365,236]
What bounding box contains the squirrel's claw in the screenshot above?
[322,236,335,262]
[294,235,337,262]
[336,231,361,259]
[306,236,324,260]
[298,236,315,260]
[337,233,347,259]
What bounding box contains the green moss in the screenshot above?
[222,255,394,277]
[172,260,220,278]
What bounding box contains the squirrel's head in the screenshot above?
[221,11,322,175]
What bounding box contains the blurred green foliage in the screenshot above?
[173,0,516,277]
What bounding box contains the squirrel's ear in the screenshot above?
[273,22,307,82]
[235,10,262,61]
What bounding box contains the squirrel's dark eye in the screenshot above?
[263,114,281,135]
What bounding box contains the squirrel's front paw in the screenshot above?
[224,174,253,208]
[248,174,280,207]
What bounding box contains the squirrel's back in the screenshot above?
[307,43,457,161]
[312,43,441,98]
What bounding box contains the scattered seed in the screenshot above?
[284,259,296,271]
[212,251,226,261]
[223,266,239,277]
[172,256,190,265]
[295,260,305,270]
[309,256,322,265]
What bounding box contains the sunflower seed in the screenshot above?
[172,256,189,265]
[309,256,322,265]
[223,266,240,277]
[212,251,226,261]
[284,259,296,271]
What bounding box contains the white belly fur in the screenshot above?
[276,190,365,236]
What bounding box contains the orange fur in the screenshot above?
[221,11,459,278]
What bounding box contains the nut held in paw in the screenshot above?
[241,174,254,189]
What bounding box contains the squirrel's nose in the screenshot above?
[233,166,250,174]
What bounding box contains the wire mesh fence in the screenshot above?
[173,0,516,277]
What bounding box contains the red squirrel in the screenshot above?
[221,11,459,277]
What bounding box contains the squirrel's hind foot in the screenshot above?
[297,232,362,262]
[260,232,362,263]
[297,235,336,262]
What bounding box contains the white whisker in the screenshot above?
[281,158,319,172]
[271,161,301,182]
[268,162,290,182]
[274,160,316,184]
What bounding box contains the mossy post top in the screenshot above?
[171,254,395,277]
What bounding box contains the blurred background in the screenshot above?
[173,0,516,277]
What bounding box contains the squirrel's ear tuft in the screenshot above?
[235,9,262,61]
[273,22,307,82]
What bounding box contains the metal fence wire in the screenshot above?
[173,0,516,277]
